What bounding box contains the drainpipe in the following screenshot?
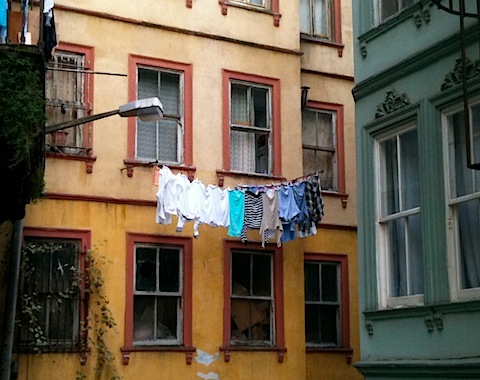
[0,218,24,380]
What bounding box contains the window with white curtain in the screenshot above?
[375,0,415,24]
[376,124,424,308]
[300,0,334,40]
[445,101,480,300]
[230,81,271,175]
[136,66,183,164]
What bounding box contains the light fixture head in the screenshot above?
[119,97,164,122]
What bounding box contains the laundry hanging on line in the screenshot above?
[155,166,324,247]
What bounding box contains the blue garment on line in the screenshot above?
[227,189,245,238]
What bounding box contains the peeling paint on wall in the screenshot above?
[197,371,219,380]
[195,349,219,366]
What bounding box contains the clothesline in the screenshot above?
[155,166,325,247]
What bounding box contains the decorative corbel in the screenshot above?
[273,13,281,27]
[277,350,286,363]
[424,314,435,332]
[219,0,228,15]
[185,351,194,365]
[122,351,130,365]
[360,42,367,58]
[365,320,374,335]
[186,0,192,8]
[223,349,231,363]
[433,313,444,331]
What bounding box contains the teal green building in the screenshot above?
[353,1,480,378]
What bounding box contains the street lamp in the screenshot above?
[45,97,164,134]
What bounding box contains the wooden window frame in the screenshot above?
[21,227,91,364]
[304,100,345,194]
[45,42,96,173]
[222,70,282,178]
[125,55,194,176]
[122,233,195,365]
[304,253,352,362]
[220,240,286,363]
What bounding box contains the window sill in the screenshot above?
[306,347,353,364]
[121,345,197,365]
[216,169,284,187]
[300,34,344,57]
[364,299,480,335]
[46,151,96,174]
[122,159,196,180]
[218,0,281,26]
[219,345,286,363]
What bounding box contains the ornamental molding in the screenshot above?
[375,89,411,118]
[441,57,480,90]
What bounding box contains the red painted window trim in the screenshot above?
[303,252,350,352]
[127,55,193,167]
[222,70,282,177]
[49,41,95,153]
[219,0,281,26]
[122,233,195,365]
[22,227,91,363]
[304,100,346,194]
[220,240,286,363]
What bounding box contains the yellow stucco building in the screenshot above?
[3,1,360,379]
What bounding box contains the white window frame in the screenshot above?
[442,97,480,302]
[229,80,272,175]
[375,123,424,309]
[133,244,183,346]
[299,0,334,40]
[135,65,184,164]
[374,0,416,25]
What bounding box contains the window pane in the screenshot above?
[299,0,311,34]
[321,264,338,302]
[231,84,249,125]
[157,297,179,340]
[230,130,256,173]
[407,213,424,295]
[302,110,317,145]
[305,304,339,347]
[138,68,158,99]
[158,119,179,162]
[158,248,180,293]
[458,199,480,289]
[381,0,399,20]
[313,0,328,37]
[136,247,157,292]
[136,120,157,160]
[134,296,155,341]
[160,72,180,116]
[303,150,334,189]
[231,299,271,343]
[400,129,420,209]
[382,137,400,215]
[316,112,334,148]
[252,254,271,296]
[252,88,268,129]
[388,218,407,297]
[305,263,320,301]
[232,252,251,295]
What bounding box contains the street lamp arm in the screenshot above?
[45,109,120,134]
[44,97,164,135]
